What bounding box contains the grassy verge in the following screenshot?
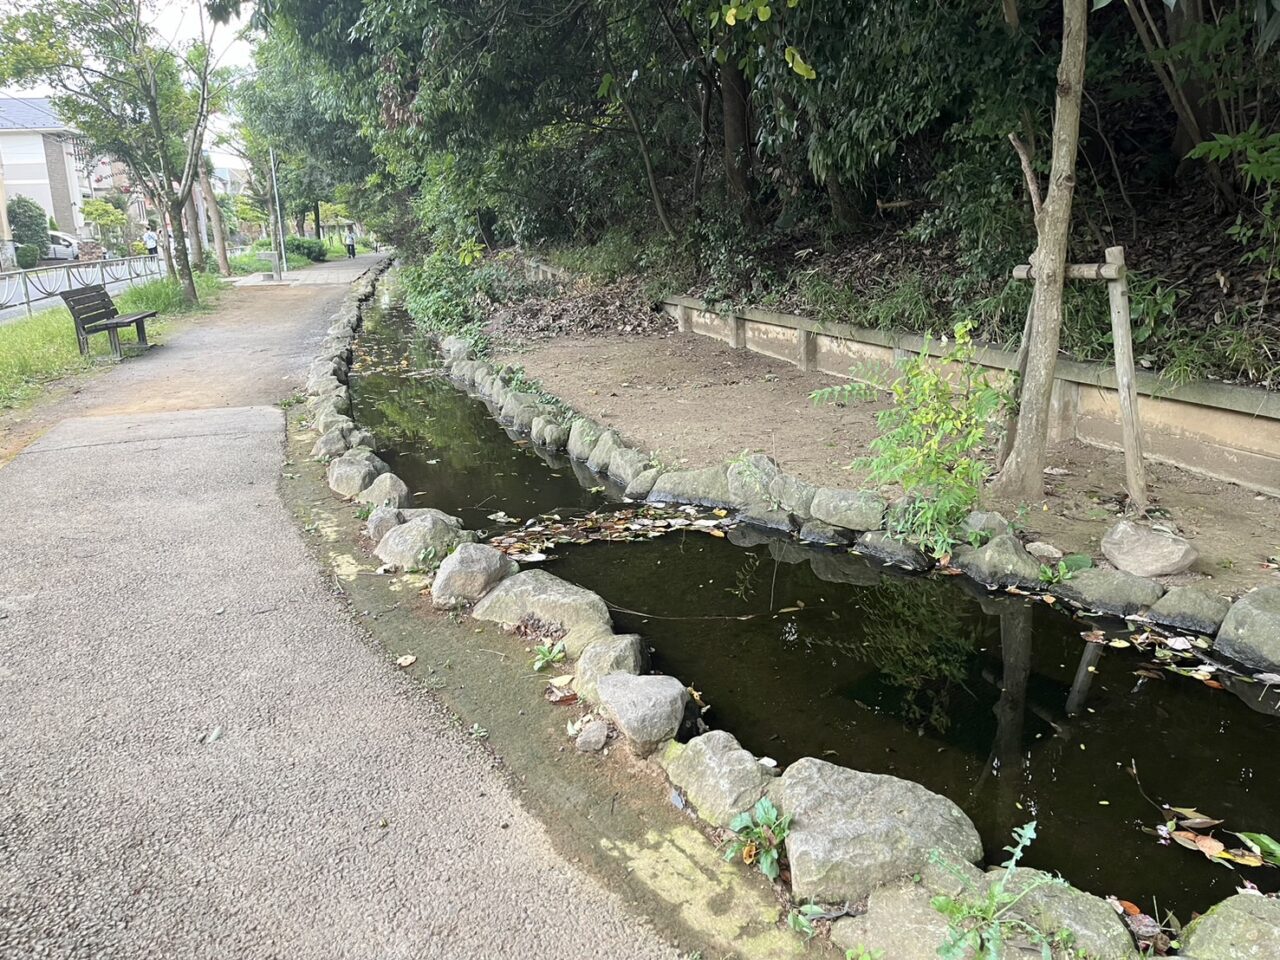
[227,251,312,275]
[0,272,224,409]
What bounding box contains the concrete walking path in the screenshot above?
[0,268,676,958]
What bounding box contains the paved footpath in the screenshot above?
[0,258,676,959]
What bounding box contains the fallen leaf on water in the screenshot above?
[1042,594,1057,604]
[1180,817,1225,830]
[548,674,575,687]
[396,655,416,668]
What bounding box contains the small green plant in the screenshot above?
[1039,554,1093,584]
[355,503,374,521]
[787,903,824,940]
[532,640,566,671]
[468,722,488,739]
[931,821,1069,959]
[812,320,1006,557]
[457,237,484,266]
[411,545,438,572]
[723,796,792,881]
[845,948,884,960]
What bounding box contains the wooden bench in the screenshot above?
[59,284,155,360]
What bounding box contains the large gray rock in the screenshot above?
[573,633,646,704]
[647,463,734,507]
[440,335,473,362]
[315,406,355,437]
[608,447,650,486]
[809,488,886,533]
[808,549,880,586]
[311,426,351,461]
[777,758,982,903]
[659,731,774,828]
[567,417,606,461]
[597,673,689,756]
[542,422,569,452]
[768,473,817,519]
[326,450,386,498]
[1102,520,1198,577]
[991,869,1141,959]
[1056,567,1164,617]
[830,882,953,960]
[499,390,538,425]
[624,467,663,500]
[374,510,475,571]
[963,510,1011,539]
[354,472,411,508]
[365,505,404,543]
[726,454,781,504]
[1150,585,1231,636]
[797,520,855,546]
[956,534,1041,588]
[471,569,612,656]
[856,531,931,572]
[1216,587,1280,672]
[1182,892,1280,959]
[430,542,518,608]
[586,430,623,474]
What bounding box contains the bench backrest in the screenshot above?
[61,285,119,332]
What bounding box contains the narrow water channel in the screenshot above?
[351,288,1280,917]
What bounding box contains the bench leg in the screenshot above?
[107,327,123,360]
[76,331,89,357]
[135,319,149,348]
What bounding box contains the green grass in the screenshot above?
[227,251,312,276]
[0,273,224,409]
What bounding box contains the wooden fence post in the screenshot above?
[1105,246,1148,514]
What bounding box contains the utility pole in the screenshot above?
[269,145,287,277]
[0,147,14,269]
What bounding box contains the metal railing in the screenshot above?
[0,255,164,318]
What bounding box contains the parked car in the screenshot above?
[46,231,79,261]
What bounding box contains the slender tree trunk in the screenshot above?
[201,169,231,277]
[169,199,198,305]
[721,59,753,222]
[184,194,205,270]
[826,171,862,232]
[313,200,322,240]
[692,76,713,217]
[990,0,1089,500]
[159,214,176,281]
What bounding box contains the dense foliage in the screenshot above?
[230,0,1279,386]
[7,196,49,250]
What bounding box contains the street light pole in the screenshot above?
[269,145,287,278]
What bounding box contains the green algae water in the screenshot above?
[351,290,1280,918]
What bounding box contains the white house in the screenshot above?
[0,97,93,235]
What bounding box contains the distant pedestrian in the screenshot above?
[344,227,356,259]
[142,226,158,258]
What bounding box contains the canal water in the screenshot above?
[350,289,1280,917]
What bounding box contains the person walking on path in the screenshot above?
[344,227,356,259]
[142,226,158,258]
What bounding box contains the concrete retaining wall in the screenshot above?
[662,295,1280,497]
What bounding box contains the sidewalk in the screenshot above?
[0,279,674,958]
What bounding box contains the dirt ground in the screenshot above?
[497,332,1280,599]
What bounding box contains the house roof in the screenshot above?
[0,96,69,132]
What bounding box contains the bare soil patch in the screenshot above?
[499,331,1280,598]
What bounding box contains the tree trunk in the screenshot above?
[990,0,1088,500]
[169,199,198,305]
[692,76,713,217]
[184,194,205,270]
[294,212,305,237]
[159,216,176,281]
[313,199,322,240]
[201,169,231,277]
[721,59,753,222]
[826,171,862,232]
[1163,0,1218,158]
